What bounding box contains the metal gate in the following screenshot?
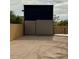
[24,20,53,35]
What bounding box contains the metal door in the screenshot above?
[24,21,36,35]
[36,20,53,35]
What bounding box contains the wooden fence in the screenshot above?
[53,26,68,34]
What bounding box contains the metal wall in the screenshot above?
[25,21,35,35]
[36,20,53,35]
[24,20,53,35]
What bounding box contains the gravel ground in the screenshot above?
[10,35,68,59]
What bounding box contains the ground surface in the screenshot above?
[10,35,68,59]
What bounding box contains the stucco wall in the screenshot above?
[10,24,23,40]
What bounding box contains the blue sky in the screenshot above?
[10,0,68,20]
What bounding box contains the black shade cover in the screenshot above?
[24,5,53,20]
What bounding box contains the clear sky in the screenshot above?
[10,0,68,20]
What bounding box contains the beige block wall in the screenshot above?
[10,24,23,40]
[53,26,68,34]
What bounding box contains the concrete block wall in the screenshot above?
[10,24,23,40]
[53,26,68,34]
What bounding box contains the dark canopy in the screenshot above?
[24,5,53,20]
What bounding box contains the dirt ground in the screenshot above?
[10,35,68,59]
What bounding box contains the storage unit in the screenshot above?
[23,5,53,35]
